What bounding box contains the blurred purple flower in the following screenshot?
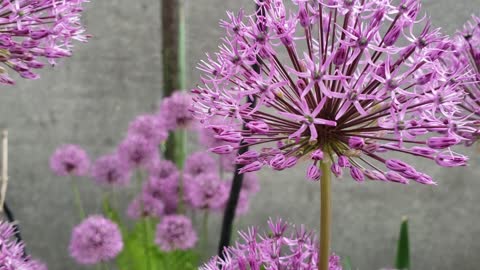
[192,0,471,185]
[143,175,179,214]
[184,151,218,177]
[0,0,90,84]
[91,154,131,187]
[155,215,197,251]
[201,219,342,270]
[158,92,196,131]
[50,144,90,177]
[184,173,229,211]
[126,194,166,220]
[118,134,158,169]
[69,215,123,265]
[128,114,168,144]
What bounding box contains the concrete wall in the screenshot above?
[3,0,480,269]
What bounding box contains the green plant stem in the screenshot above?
[319,159,332,270]
[71,180,85,220]
[142,217,152,270]
[202,210,209,255]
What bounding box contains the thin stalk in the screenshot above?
[142,217,152,270]
[319,159,332,270]
[201,210,209,256]
[71,179,85,220]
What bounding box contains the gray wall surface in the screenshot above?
[2,0,480,269]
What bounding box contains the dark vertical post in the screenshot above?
[161,0,187,166]
[217,2,263,258]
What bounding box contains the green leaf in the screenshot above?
[341,256,353,270]
[395,217,410,270]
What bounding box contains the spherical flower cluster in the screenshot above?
[158,92,196,130]
[184,151,218,177]
[184,173,229,210]
[69,215,123,265]
[192,0,471,185]
[0,0,90,84]
[91,154,131,187]
[50,144,90,177]
[126,194,166,220]
[118,134,158,169]
[446,15,480,144]
[128,114,168,144]
[143,173,179,215]
[0,221,48,270]
[155,214,198,251]
[201,219,342,270]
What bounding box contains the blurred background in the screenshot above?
[2,0,480,269]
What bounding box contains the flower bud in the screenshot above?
[385,171,408,184]
[307,164,321,181]
[348,136,365,149]
[210,145,234,154]
[311,149,324,160]
[239,161,263,174]
[427,137,460,149]
[350,167,365,182]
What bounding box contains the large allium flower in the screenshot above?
[126,194,166,220]
[446,15,480,144]
[0,221,48,270]
[0,0,90,84]
[69,215,123,265]
[184,173,229,210]
[91,154,131,187]
[128,114,168,144]
[143,174,179,214]
[154,214,198,251]
[201,219,342,270]
[50,144,90,177]
[192,0,470,185]
[118,134,158,169]
[158,92,196,130]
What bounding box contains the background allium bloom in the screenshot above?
[128,114,168,144]
[27,260,49,270]
[0,0,89,84]
[69,215,123,265]
[184,173,229,210]
[446,15,480,144]
[91,154,131,187]
[201,219,342,270]
[50,144,90,177]
[192,0,471,185]
[155,214,197,251]
[184,151,218,177]
[118,134,158,168]
[126,194,166,220]
[158,92,195,130]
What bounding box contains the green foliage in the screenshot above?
[395,217,410,270]
[102,197,199,270]
[341,256,352,270]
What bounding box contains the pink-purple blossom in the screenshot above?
[184,151,218,177]
[201,219,342,270]
[184,173,229,211]
[69,215,123,265]
[91,154,131,187]
[158,92,196,131]
[118,134,158,169]
[128,114,168,144]
[155,214,198,251]
[192,0,471,185]
[50,144,90,177]
[126,194,166,220]
[0,0,90,84]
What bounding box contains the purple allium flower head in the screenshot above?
[0,0,90,84]
[50,144,90,177]
[444,15,480,144]
[69,215,123,265]
[27,260,48,270]
[201,218,342,270]
[0,221,39,269]
[126,194,166,220]
[147,159,180,180]
[118,134,158,169]
[128,114,168,144]
[184,173,229,211]
[91,154,131,187]
[158,92,196,131]
[155,215,197,251]
[192,0,471,185]
[184,151,218,177]
[142,174,179,214]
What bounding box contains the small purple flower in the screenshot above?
[200,219,342,270]
[50,144,90,177]
[184,151,218,177]
[126,194,166,220]
[184,173,229,211]
[143,175,179,214]
[158,92,196,131]
[155,215,198,251]
[128,114,168,144]
[118,135,158,169]
[147,159,180,180]
[91,154,131,187]
[69,215,123,265]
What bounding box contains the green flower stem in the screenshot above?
[319,159,332,270]
[142,217,152,270]
[201,210,209,255]
[71,179,85,220]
